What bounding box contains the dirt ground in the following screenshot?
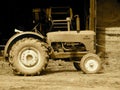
[0,56,120,90]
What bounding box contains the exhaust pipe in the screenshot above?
[75,15,80,33]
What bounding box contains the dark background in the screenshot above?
[0,0,89,46]
[0,0,120,47]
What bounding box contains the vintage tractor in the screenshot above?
[3,5,102,76]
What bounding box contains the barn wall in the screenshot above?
[97,0,120,27]
[96,0,120,71]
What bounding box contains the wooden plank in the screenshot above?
[89,0,96,31]
[96,27,120,53]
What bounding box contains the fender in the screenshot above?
[4,31,45,60]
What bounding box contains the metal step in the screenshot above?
[53,23,67,25]
[53,26,67,28]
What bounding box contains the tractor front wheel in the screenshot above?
[80,53,101,74]
[73,62,81,71]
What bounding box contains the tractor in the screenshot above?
[3,0,102,76]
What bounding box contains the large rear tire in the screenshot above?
[9,38,49,76]
[80,53,101,74]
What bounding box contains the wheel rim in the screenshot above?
[19,47,40,67]
[84,59,99,72]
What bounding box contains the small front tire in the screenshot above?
[80,53,101,74]
[73,62,81,71]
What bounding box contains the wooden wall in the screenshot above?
[96,0,120,71]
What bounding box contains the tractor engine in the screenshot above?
[51,42,86,52]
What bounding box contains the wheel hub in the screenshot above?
[85,59,98,72]
[20,49,38,67]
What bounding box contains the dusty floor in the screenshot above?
[0,57,120,90]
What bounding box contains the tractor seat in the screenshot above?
[47,7,73,31]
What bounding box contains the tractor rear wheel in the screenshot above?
[80,53,101,74]
[9,38,49,76]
